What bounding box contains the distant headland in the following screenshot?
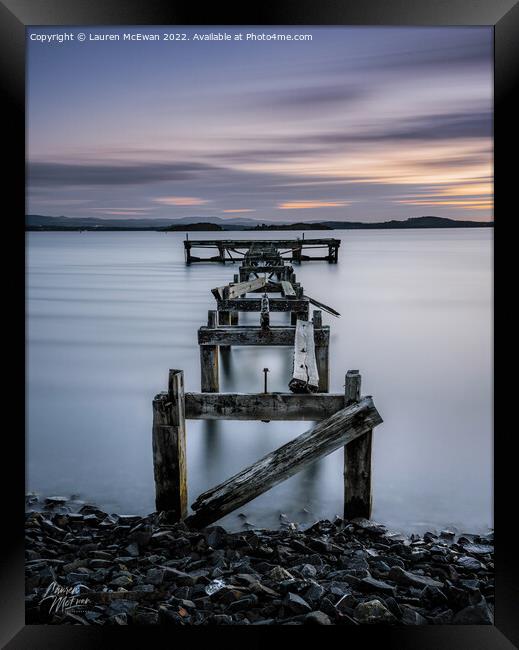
[26,214,493,232]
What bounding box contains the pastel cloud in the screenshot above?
[153,196,210,206]
[278,200,352,210]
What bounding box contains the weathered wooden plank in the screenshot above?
[184,392,345,421]
[185,396,382,528]
[343,370,373,520]
[213,276,266,300]
[303,294,341,317]
[217,298,309,312]
[281,281,296,297]
[289,319,319,393]
[185,238,341,247]
[198,325,330,347]
[152,370,187,519]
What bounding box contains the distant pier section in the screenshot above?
[183,237,341,264]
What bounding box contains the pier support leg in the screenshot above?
[218,310,231,350]
[185,244,192,265]
[343,370,372,520]
[313,311,329,392]
[152,369,187,519]
[200,346,219,392]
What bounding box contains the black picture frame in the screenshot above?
[1,0,512,647]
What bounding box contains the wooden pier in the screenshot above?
[184,236,341,264]
[153,237,382,528]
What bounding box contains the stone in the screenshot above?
[283,592,312,614]
[463,544,494,555]
[452,600,494,625]
[305,611,332,625]
[359,576,396,597]
[298,564,317,578]
[456,556,483,572]
[106,600,138,617]
[354,599,397,624]
[266,566,294,582]
[429,609,453,625]
[304,583,325,604]
[401,605,428,625]
[133,609,159,625]
[421,585,448,607]
[388,566,443,589]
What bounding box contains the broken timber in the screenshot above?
[185,396,383,528]
[289,319,319,393]
[211,276,267,300]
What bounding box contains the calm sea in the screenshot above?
[26,229,492,533]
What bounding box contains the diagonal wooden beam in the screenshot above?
[185,396,382,528]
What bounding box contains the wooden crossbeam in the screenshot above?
[184,392,345,421]
[216,297,308,312]
[198,325,330,347]
[185,395,382,528]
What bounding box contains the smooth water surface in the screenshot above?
[27,229,492,533]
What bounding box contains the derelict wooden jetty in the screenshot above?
[153,237,382,528]
[184,236,340,264]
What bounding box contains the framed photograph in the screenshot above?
[1,0,514,647]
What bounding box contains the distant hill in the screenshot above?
[162,222,223,232]
[26,214,493,232]
[315,216,493,230]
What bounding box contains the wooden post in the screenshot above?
[260,295,270,330]
[152,369,187,519]
[207,310,218,328]
[343,370,373,520]
[185,243,192,265]
[313,311,329,392]
[201,318,219,393]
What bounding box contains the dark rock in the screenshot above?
[401,605,428,625]
[388,566,443,589]
[354,599,397,624]
[452,600,493,625]
[226,594,258,613]
[305,611,332,625]
[133,609,159,624]
[421,585,448,607]
[456,556,483,572]
[106,600,138,617]
[304,583,325,604]
[283,592,312,614]
[359,576,396,597]
[429,609,453,625]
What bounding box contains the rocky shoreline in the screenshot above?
[25,495,494,626]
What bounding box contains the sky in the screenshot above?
[26,26,493,222]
